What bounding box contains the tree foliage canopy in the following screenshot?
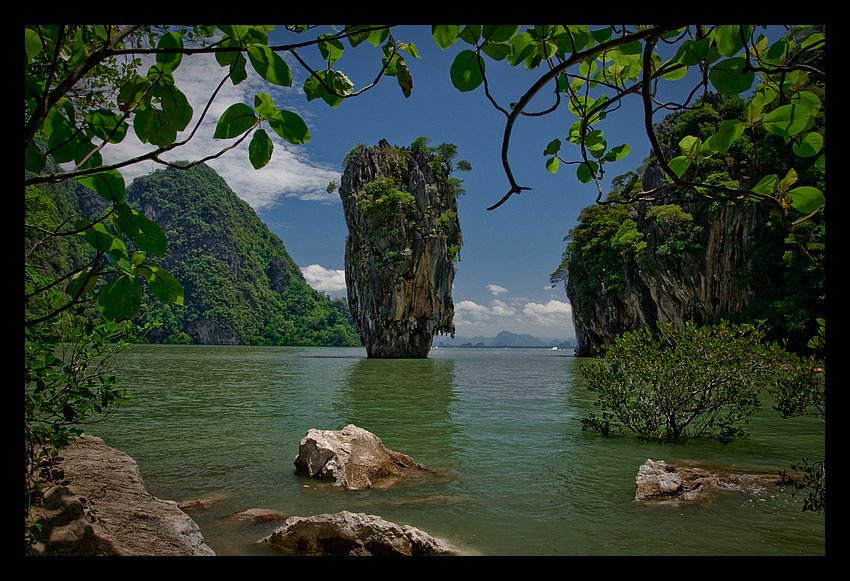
[580,320,793,443]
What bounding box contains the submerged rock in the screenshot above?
[634,459,786,504]
[339,139,463,358]
[260,510,456,556]
[293,424,429,490]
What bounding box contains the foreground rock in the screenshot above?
[261,511,455,556]
[635,459,786,503]
[339,139,463,358]
[294,424,430,490]
[27,435,215,556]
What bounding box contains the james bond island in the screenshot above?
[338,138,467,358]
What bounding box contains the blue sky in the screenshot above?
[107,25,698,339]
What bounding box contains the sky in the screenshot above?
[106,25,694,340]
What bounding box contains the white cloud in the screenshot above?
[101,51,340,209]
[487,284,508,295]
[301,264,346,294]
[453,297,574,338]
[522,300,573,327]
[455,300,491,317]
[489,299,516,317]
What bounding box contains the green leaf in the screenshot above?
[481,43,512,61]
[25,28,42,63]
[267,110,310,144]
[117,75,152,112]
[304,69,355,108]
[714,25,743,57]
[25,141,46,173]
[751,174,778,195]
[81,221,128,261]
[793,90,821,114]
[131,251,147,266]
[713,119,745,155]
[432,25,461,50]
[793,132,824,158]
[65,267,99,299]
[143,266,185,306]
[343,25,370,47]
[396,58,413,98]
[246,44,293,86]
[762,104,812,138]
[318,34,345,66]
[130,211,168,256]
[675,37,712,66]
[458,25,481,45]
[367,28,390,46]
[156,31,183,71]
[134,82,193,147]
[778,168,798,193]
[590,26,613,44]
[576,161,598,183]
[667,156,692,179]
[679,135,702,158]
[249,128,274,169]
[482,25,519,43]
[764,38,787,63]
[253,92,277,120]
[155,82,193,129]
[214,103,257,139]
[98,274,141,321]
[399,42,419,59]
[450,50,484,92]
[543,139,561,156]
[85,109,127,143]
[228,52,248,85]
[77,170,126,203]
[603,144,631,162]
[661,60,688,81]
[744,92,765,125]
[44,104,76,163]
[508,32,536,66]
[815,154,825,171]
[546,157,559,173]
[788,186,824,214]
[708,57,754,95]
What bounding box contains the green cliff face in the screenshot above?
[339,139,464,358]
[124,163,359,346]
[557,93,824,357]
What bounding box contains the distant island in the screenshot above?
[433,330,575,349]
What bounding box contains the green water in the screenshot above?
[89,344,826,556]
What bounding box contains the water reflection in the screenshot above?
[334,357,460,468]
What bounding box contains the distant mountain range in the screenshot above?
[433,331,575,349]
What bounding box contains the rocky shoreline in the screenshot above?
[27,431,797,556]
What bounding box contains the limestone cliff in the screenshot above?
[562,92,824,357]
[568,181,768,357]
[339,140,462,358]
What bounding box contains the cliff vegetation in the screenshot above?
[552,92,824,357]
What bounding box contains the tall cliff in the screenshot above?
[566,180,770,357]
[122,163,359,346]
[558,93,824,357]
[339,139,463,358]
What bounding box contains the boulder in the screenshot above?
[260,510,455,556]
[635,459,785,503]
[27,435,215,556]
[233,508,290,524]
[293,424,429,490]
